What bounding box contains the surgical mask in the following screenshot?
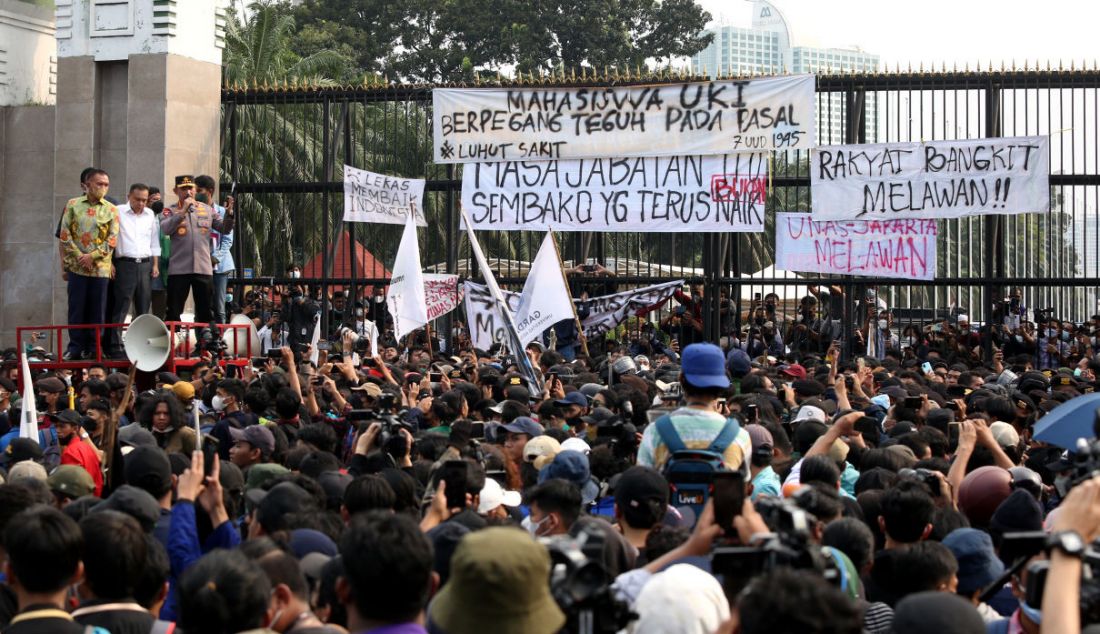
[211,395,226,412]
[289,271,301,279]
[355,309,365,317]
[374,295,385,303]
[524,514,550,537]
[906,336,917,345]
[1047,328,1058,338]
[877,319,888,330]
[35,395,48,411]
[1061,330,1071,341]
[1018,599,1042,625]
[225,294,233,304]
[88,186,108,200]
[1015,335,1024,343]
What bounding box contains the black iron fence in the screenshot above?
[220,69,1100,356]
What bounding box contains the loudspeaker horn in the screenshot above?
[223,313,262,358]
[123,314,172,372]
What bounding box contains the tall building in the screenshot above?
[691,0,880,144]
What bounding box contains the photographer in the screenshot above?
[1041,475,1100,634]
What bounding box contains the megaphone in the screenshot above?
[123,314,172,371]
[223,313,262,358]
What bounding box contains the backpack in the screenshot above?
[655,414,740,526]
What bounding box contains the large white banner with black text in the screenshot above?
[811,136,1050,220]
[433,75,815,163]
[461,153,767,232]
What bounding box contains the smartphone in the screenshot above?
[225,364,239,379]
[712,472,745,537]
[583,264,596,272]
[948,422,960,447]
[745,404,759,423]
[429,372,443,383]
[470,421,485,439]
[921,362,934,375]
[251,357,267,369]
[362,358,377,368]
[440,461,468,511]
[904,396,922,409]
[945,401,959,412]
[316,341,332,351]
[201,435,219,477]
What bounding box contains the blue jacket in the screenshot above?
[211,204,235,274]
[161,500,242,621]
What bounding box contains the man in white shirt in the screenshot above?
[105,183,160,357]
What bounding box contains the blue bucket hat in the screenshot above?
[539,450,600,504]
[943,528,1005,595]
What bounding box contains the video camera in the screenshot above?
[348,410,413,459]
[539,524,635,634]
[711,495,838,597]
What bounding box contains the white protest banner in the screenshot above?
[811,136,1050,220]
[433,75,815,163]
[19,352,38,444]
[514,233,573,346]
[343,164,427,226]
[464,279,683,351]
[386,212,429,339]
[775,213,938,281]
[461,153,767,232]
[422,274,461,321]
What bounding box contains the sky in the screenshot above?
[694,0,1100,70]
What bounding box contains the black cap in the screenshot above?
[614,466,669,523]
[174,175,196,188]
[6,437,44,464]
[123,446,172,498]
[792,379,826,397]
[92,485,161,533]
[156,371,181,385]
[46,409,81,426]
[0,377,15,393]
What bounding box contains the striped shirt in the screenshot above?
[637,407,751,472]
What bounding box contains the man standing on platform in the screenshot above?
[59,168,118,360]
[195,174,235,324]
[105,183,159,358]
[160,175,235,324]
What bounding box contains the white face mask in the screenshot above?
[211,395,226,412]
[355,309,365,317]
[289,271,301,279]
[877,319,888,330]
[523,514,550,537]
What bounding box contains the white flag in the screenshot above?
[460,207,543,396]
[19,353,38,445]
[309,314,322,366]
[386,210,429,340]
[514,232,573,347]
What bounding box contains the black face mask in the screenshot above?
[567,416,583,428]
[35,395,48,412]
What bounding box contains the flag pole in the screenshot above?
[547,229,590,358]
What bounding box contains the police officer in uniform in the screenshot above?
[160,175,236,323]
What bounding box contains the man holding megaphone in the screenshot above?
[160,175,235,324]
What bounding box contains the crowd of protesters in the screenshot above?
[4,265,1100,633]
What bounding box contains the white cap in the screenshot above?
[561,437,591,455]
[632,564,730,634]
[477,478,522,515]
[792,405,827,424]
[957,314,970,323]
[989,421,1021,448]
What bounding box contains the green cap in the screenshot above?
[245,462,289,492]
[48,465,95,498]
[429,527,565,634]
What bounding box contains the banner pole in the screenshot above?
[548,229,590,358]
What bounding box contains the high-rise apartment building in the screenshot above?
[691,1,880,144]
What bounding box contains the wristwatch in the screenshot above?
[1047,530,1086,558]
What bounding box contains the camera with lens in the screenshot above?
[1024,548,1100,625]
[539,524,635,634]
[711,495,837,597]
[349,411,412,460]
[196,326,228,356]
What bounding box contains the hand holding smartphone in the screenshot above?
[712,472,745,538]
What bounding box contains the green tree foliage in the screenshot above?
[291,0,713,81]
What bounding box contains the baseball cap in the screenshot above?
[523,435,561,467]
[45,409,81,426]
[891,592,984,634]
[501,416,543,438]
[746,424,774,457]
[123,446,173,497]
[989,422,1021,449]
[560,437,591,455]
[792,379,825,397]
[289,528,339,559]
[580,407,616,426]
[554,392,588,408]
[350,382,383,399]
[34,377,66,394]
[6,437,44,465]
[792,405,827,424]
[8,460,48,483]
[680,343,730,389]
[726,348,752,378]
[92,485,161,533]
[118,424,157,450]
[245,462,290,492]
[477,478,522,515]
[229,424,276,458]
[780,364,808,380]
[614,466,669,524]
[156,372,181,385]
[171,381,195,400]
[48,465,95,498]
[539,450,600,504]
